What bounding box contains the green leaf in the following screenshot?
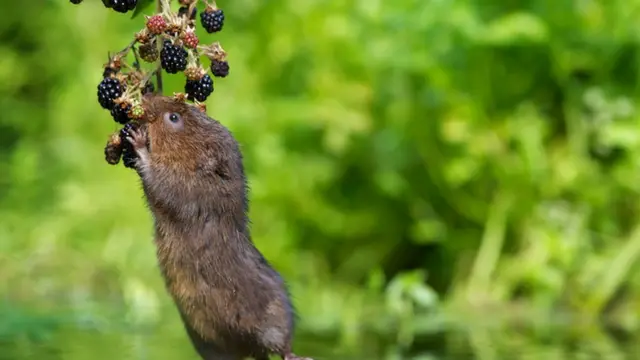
[131,0,155,19]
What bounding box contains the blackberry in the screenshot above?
[104,132,123,165]
[200,8,224,33]
[210,59,229,78]
[184,65,205,81]
[160,41,188,74]
[138,41,159,62]
[122,147,137,169]
[70,0,83,4]
[119,123,139,169]
[146,15,167,35]
[178,6,197,20]
[97,77,123,110]
[111,102,132,124]
[109,0,137,13]
[121,122,137,133]
[183,31,199,49]
[185,74,214,102]
[130,104,145,120]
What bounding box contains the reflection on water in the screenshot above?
[1,302,638,360]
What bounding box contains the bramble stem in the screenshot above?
[142,65,162,89]
[132,47,141,70]
[117,38,138,57]
[155,0,165,94]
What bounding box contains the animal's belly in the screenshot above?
[157,259,216,333]
[155,245,271,347]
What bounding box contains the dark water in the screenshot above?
[1,303,638,360]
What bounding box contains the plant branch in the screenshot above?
[132,47,142,70]
[142,65,162,89]
[155,0,164,94]
[117,38,139,57]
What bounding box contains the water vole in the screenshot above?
[124,94,311,360]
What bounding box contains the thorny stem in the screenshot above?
[132,47,142,70]
[155,0,165,94]
[116,38,139,57]
[160,0,173,14]
[187,0,198,23]
[143,65,162,88]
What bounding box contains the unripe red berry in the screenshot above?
[146,15,167,35]
[183,31,199,49]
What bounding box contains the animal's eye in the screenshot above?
[163,112,184,131]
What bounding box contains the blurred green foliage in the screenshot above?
[3,0,640,359]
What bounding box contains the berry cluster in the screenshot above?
[96,55,153,125]
[71,0,232,169]
[119,0,231,107]
[95,51,156,169]
[136,1,230,104]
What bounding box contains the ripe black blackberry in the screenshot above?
[107,0,137,13]
[70,0,83,4]
[160,41,188,74]
[200,7,224,33]
[111,102,132,124]
[185,74,214,102]
[210,59,229,78]
[119,123,139,169]
[122,147,137,169]
[97,77,123,110]
[120,122,137,140]
[178,6,197,20]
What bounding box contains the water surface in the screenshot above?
[2,302,637,360]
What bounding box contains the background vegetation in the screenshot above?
[2,0,640,359]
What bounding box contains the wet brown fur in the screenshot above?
[132,94,298,360]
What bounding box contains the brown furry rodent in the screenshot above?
[124,94,312,360]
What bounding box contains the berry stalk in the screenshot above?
[155,0,164,93]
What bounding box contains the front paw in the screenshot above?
[121,123,150,171]
[124,124,148,154]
